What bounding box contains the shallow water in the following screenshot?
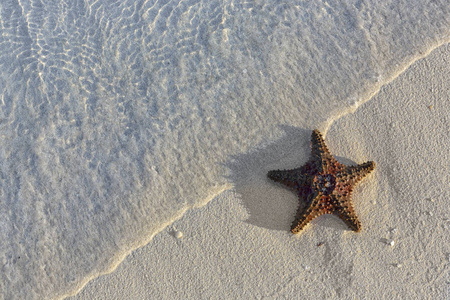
[0,1,448,299]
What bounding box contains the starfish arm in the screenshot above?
[291,192,326,233]
[311,129,339,172]
[267,165,311,189]
[311,129,331,157]
[333,195,361,232]
[344,161,375,184]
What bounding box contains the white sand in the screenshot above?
[70,44,449,299]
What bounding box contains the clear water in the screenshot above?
[0,1,448,299]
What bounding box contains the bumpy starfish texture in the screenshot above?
[267,129,375,234]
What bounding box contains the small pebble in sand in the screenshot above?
[392,263,402,268]
[174,231,183,239]
[385,239,395,246]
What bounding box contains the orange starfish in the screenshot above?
[268,129,375,233]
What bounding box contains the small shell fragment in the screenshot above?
[174,231,183,239]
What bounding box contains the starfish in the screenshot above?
[267,129,375,233]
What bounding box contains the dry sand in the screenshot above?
[69,43,449,299]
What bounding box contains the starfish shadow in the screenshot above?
[223,125,308,231]
[224,125,360,232]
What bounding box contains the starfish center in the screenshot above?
[313,173,336,195]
